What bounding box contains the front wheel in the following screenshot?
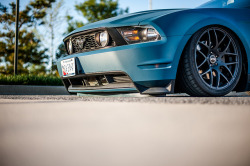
[179,26,242,97]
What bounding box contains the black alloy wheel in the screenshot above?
[179,26,242,97]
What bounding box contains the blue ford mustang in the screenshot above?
[57,0,250,96]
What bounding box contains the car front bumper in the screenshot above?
[57,35,191,94]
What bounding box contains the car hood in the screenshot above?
[66,9,185,37]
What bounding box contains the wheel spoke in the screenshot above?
[201,69,211,76]
[222,64,233,78]
[223,39,231,53]
[214,29,218,46]
[220,72,230,84]
[210,71,213,86]
[198,42,209,49]
[207,30,211,47]
[224,52,238,56]
[218,34,226,47]
[226,62,238,65]
[216,71,220,87]
[197,50,207,59]
[198,59,207,68]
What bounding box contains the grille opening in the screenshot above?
[66,31,116,55]
[113,75,131,83]
[64,74,131,88]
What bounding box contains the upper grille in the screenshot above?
[72,33,100,53]
[65,30,117,55]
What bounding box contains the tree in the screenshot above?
[0,0,55,75]
[65,15,85,35]
[75,0,129,24]
[51,41,67,73]
[38,0,64,74]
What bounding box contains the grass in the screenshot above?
[0,74,63,86]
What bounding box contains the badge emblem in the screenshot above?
[75,38,86,49]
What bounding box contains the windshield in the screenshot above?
[198,0,250,8]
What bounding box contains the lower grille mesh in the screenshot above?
[63,73,132,88]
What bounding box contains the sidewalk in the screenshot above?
[0,85,69,95]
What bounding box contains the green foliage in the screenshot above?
[0,0,55,75]
[65,15,84,35]
[75,0,129,24]
[0,0,55,28]
[29,64,47,75]
[55,42,67,60]
[0,28,49,75]
[51,41,67,74]
[0,74,63,86]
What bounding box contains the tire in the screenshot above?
[179,26,242,97]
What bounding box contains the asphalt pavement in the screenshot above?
[0,91,250,105]
[0,93,250,166]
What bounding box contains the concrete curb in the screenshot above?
[0,85,69,95]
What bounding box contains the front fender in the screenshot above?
[140,8,250,74]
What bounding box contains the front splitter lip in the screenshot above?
[62,71,140,94]
[61,71,175,95]
[68,87,138,93]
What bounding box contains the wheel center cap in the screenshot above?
[209,54,217,64]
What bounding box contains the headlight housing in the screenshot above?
[68,39,73,54]
[117,26,161,44]
[96,31,109,47]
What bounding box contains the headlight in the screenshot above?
[97,31,109,47]
[68,39,73,54]
[117,26,161,44]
